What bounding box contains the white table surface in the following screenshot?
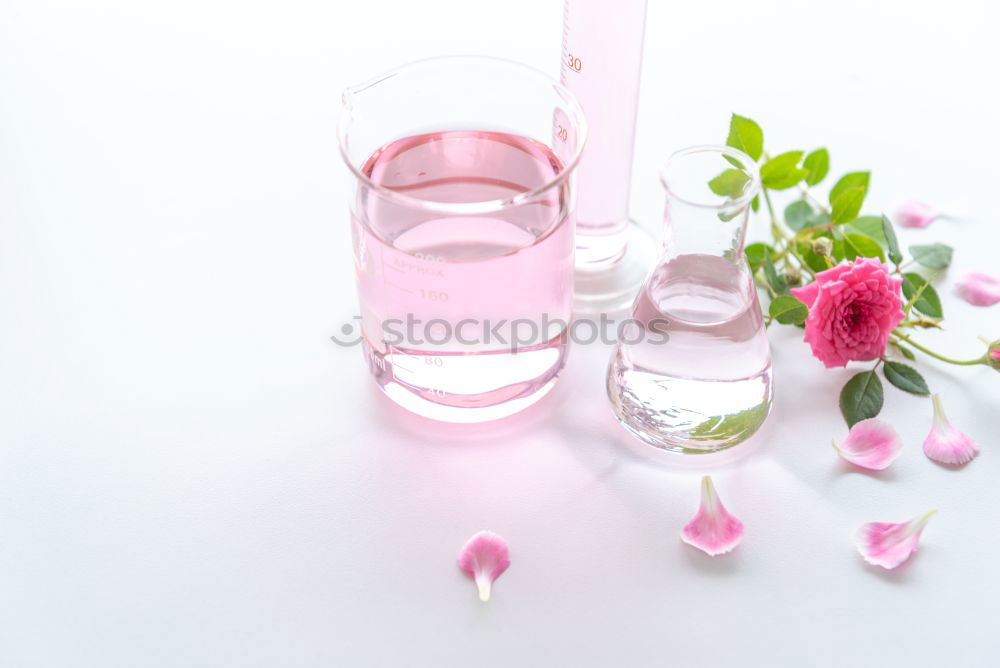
[2,1,999,666]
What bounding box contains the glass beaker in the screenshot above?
[337,56,587,423]
[606,146,772,453]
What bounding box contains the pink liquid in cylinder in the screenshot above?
[561,0,647,267]
[351,131,574,422]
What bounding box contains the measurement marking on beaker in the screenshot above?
[386,349,414,375]
[418,289,448,302]
[565,53,583,73]
[388,257,444,278]
[364,342,386,372]
[413,252,445,264]
[386,281,414,294]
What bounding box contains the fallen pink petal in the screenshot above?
[923,394,979,466]
[832,418,903,470]
[894,200,938,228]
[681,476,744,556]
[457,530,510,602]
[856,510,936,569]
[956,272,1000,307]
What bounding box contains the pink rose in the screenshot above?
[790,258,905,368]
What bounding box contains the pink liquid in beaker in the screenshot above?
[351,131,574,422]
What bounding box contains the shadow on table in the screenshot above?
[360,372,574,448]
[678,540,745,576]
[859,545,935,585]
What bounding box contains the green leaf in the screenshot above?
[761,151,803,175]
[812,210,832,226]
[689,402,770,440]
[839,371,884,427]
[895,343,916,361]
[761,151,807,190]
[831,187,865,224]
[745,242,775,272]
[883,361,930,396]
[842,233,885,261]
[909,243,954,270]
[762,253,789,295]
[803,148,830,185]
[709,169,750,198]
[842,216,899,263]
[901,272,943,318]
[882,214,903,265]
[785,200,815,231]
[750,195,760,213]
[726,114,763,162]
[845,216,888,247]
[767,168,810,191]
[829,172,870,206]
[830,237,846,263]
[768,295,808,325]
[797,241,830,273]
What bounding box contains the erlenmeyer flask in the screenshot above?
[607,146,772,453]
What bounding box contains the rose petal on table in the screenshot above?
[457,530,510,602]
[894,200,937,228]
[856,510,936,569]
[923,394,979,466]
[956,272,1000,307]
[832,418,903,470]
[681,476,744,556]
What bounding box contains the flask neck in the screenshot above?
[661,195,751,267]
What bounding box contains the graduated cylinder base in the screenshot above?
[574,220,658,315]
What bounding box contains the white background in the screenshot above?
[2,1,1000,666]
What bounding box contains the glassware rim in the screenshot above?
[658,145,762,211]
[336,55,589,216]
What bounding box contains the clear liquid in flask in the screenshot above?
[607,253,772,452]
